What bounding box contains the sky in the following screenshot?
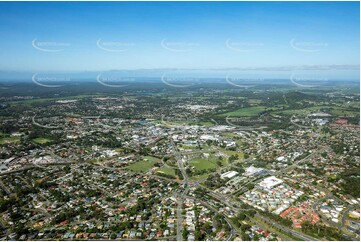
[0,1,359,78]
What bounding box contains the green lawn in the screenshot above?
[114,148,123,153]
[157,166,176,176]
[220,106,268,117]
[125,156,160,172]
[191,173,211,180]
[248,99,263,104]
[222,150,244,160]
[188,159,218,171]
[276,105,359,117]
[328,108,359,117]
[181,144,198,149]
[0,136,20,144]
[220,132,237,137]
[143,156,161,162]
[32,138,52,144]
[188,150,242,176]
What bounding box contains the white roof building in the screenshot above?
[259,176,283,189]
[245,165,265,176]
[200,134,218,141]
[221,171,238,179]
[276,156,287,162]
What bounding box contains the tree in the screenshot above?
[110,233,117,240]
[253,233,259,240]
[182,229,188,240]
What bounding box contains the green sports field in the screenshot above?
[125,156,160,172]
